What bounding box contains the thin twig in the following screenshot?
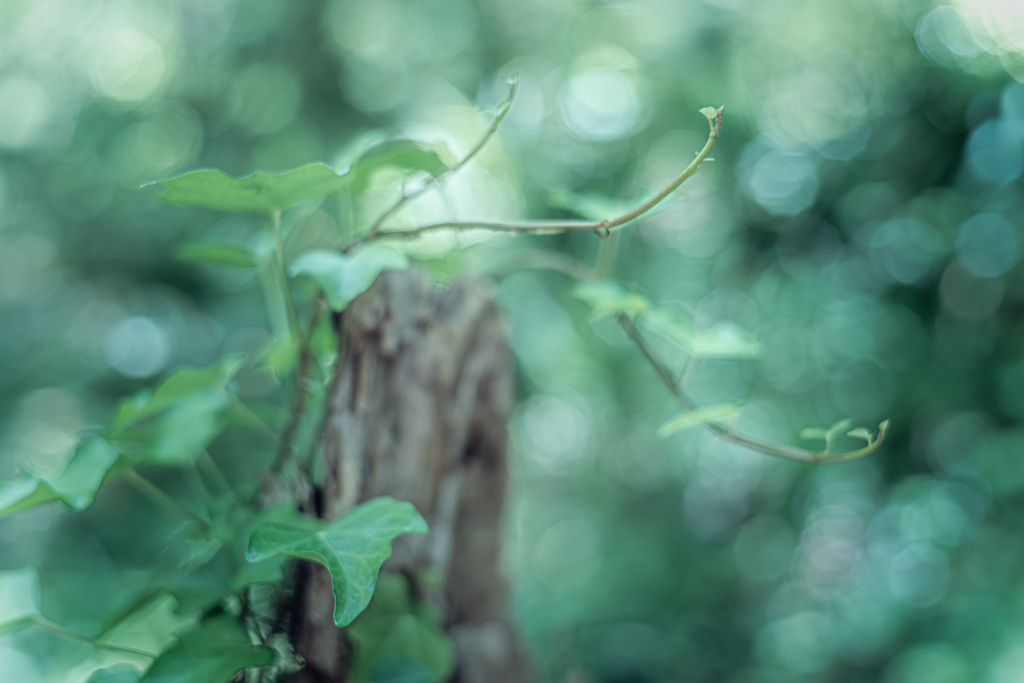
[273,292,326,474]
[372,107,724,242]
[616,314,889,464]
[361,77,520,243]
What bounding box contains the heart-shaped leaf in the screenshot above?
[657,402,740,437]
[246,497,428,627]
[140,614,273,683]
[290,246,409,312]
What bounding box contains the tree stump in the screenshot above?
[286,269,533,683]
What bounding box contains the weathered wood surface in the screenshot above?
[286,269,533,683]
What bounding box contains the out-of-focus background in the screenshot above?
[2,0,1024,681]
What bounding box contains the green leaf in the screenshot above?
[571,281,651,318]
[140,614,273,683]
[348,572,455,683]
[148,164,351,213]
[246,497,429,627]
[167,538,225,573]
[149,141,447,214]
[257,335,301,378]
[87,665,142,683]
[0,475,55,517]
[99,593,198,657]
[290,246,409,312]
[0,567,41,637]
[45,435,121,510]
[113,356,245,433]
[799,428,829,441]
[656,402,740,437]
[640,309,761,359]
[176,242,263,268]
[348,140,448,194]
[799,419,856,455]
[0,436,128,517]
[149,389,231,465]
[847,427,873,443]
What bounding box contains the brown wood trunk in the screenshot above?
[284,269,533,683]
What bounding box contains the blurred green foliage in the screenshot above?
[3,0,1024,681]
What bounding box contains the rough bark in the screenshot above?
[286,269,532,683]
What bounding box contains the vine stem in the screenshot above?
[32,616,157,658]
[273,292,325,474]
[367,106,724,242]
[359,76,521,244]
[615,314,889,464]
[272,210,303,342]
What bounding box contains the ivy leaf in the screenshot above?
[290,246,409,312]
[347,140,448,195]
[176,242,264,268]
[571,281,651,318]
[140,613,273,683]
[847,427,874,443]
[148,164,351,213]
[0,436,127,517]
[149,141,446,214]
[113,356,245,434]
[45,435,122,510]
[246,497,429,627]
[0,567,41,637]
[0,475,55,517]
[656,402,740,437]
[86,665,142,683]
[148,389,231,465]
[799,419,856,455]
[640,309,761,359]
[799,427,829,441]
[99,593,198,658]
[347,572,455,683]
